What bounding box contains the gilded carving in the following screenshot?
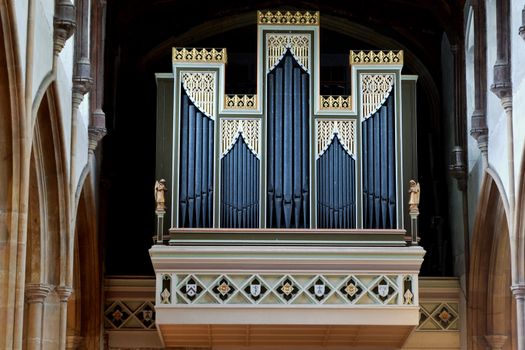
[172,47,227,64]
[408,180,420,215]
[221,119,260,157]
[316,119,356,157]
[181,72,216,119]
[350,50,403,65]
[154,179,167,211]
[320,95,353,110]
[225,94,257,109]
[267,33,310,72]
[258,10,319,26]
[361,74,395,119]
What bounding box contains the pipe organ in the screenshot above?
[158,12,406,231]
[151,11,423,349]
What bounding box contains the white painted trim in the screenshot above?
[155,306,419,326]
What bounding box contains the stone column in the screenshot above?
[512,284,525,350]
[25,284,53,350]
[56,286,73,350]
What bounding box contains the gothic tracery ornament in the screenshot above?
[181,72,216,119]
[361,74,395,119]
[266,34,310,72]
[316,119,356,158]
[221,119,260,157]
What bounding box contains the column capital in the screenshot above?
[511,283,525,298]
[66,334,84,349]
[56,286,74,302]
[25,283,53,303]
[485,335,507,350]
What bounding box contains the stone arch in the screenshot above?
[0,1,25,348]
[468,171,516,349]
[67,173,103,349]
[23,87,68,349]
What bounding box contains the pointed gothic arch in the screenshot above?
[68,172,103,349]
[0,2,25,348]
[23,88,69,349]
[468,171,517,349]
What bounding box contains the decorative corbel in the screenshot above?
[53,0,76,56]
[449,146,467,192]
[470,109,489,160]
[490,60,512,103]
[72,0,93,110]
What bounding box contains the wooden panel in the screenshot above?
[159,324,413,349]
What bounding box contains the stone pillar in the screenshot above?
[511,284,525,350]
[25,284,53,350]
[485,335,508,350]
[56,286,73,350]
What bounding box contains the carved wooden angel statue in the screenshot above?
[408,180,420,214]
[154,179,168,211]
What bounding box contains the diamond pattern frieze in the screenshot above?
[243,277,269,302]
[178,276,204,302]
[339,277,364,303]
[212,276,236,302]
[165,273,416,307]
[370,276,397,304]
[276,277,299,302]
[418,303,459,331]
[307,277,332,302]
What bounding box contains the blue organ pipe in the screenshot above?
[293,67,302,228]
[387,94,396,227]
[274,66,283,228]
[361,89,396,229]
[373,112,381,228]
[301,73,309,228]
[337,141,343,227]
[267,73,275,227]
[362,121,367,225]
[195,112,202,227]
[367,115,374,227]
[283,56,293,228]
[179,95,189,225]
[178,87,214,228]
[220,137,260,228]
[266,52,309,228]
[316,138,356,228]
[187,105,196,227]
[330,143,334,227]
[380,105,388,228]
[202,119,209,226]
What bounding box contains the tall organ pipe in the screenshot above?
[266,52,310,228]
[178,87,214,228]
[220,136,260,228]
[362,90,396,229]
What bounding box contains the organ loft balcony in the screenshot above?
[149,10,425,349]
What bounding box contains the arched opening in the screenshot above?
[67,177,103,349]
[468,173,516,349]
[0,7,15,345]
[23,90,66,349]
